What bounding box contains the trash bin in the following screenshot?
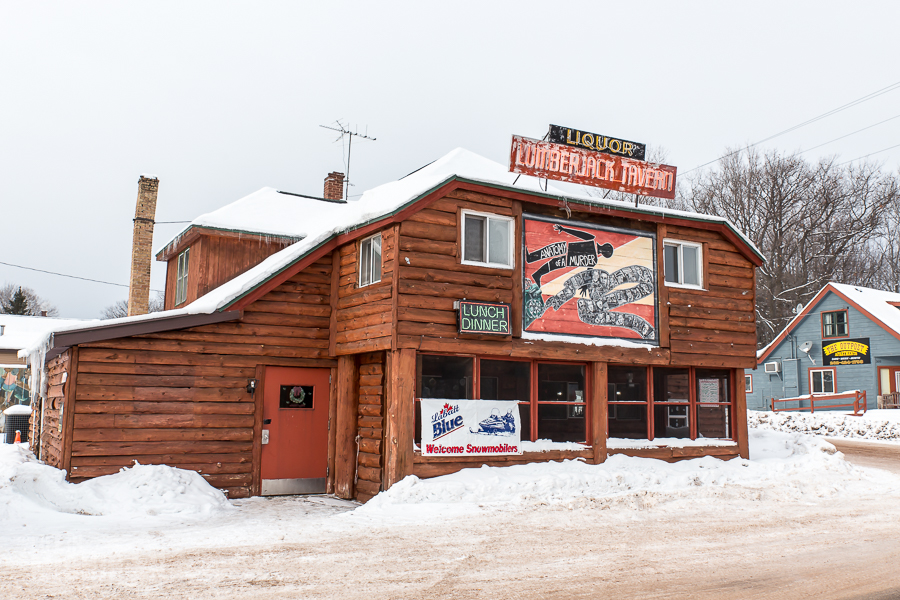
[3,404,32,444]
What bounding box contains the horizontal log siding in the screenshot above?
[334,226,395,355]
[355,351,385,502]
[38,352,69,468]
[664,224,757,369]
[67,254,336,498]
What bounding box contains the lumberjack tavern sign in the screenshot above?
[420,399,523,456]
[509,134,678,200]
[458,301,510,335]
[548,124,646,160]
[522,214,658,343]
[822,338,871,366]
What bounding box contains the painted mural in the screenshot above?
[522,215,657,342]
[1,367,30,408]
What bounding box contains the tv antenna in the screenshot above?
[320,120,376,200]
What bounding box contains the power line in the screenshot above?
[837,142,900,166]
[0,260,164,293]
[683,79,900,175]
[797,113,900,156]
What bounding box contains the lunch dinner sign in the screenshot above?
[420,399,523,456]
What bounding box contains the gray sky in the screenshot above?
[1,1,898,318]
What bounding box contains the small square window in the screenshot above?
[810,369,835,394]
[359,233,382,287]
[462,211,514,268]
[663,240,702,288]
[745,374,753,393]
[175,248,190,305]
[822,310,848,338]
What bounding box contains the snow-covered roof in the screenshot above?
[26,147,763,357]
[757,282,900,362]
[0,315,94,353]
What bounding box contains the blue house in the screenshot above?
[746,283,900,411]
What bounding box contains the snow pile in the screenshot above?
[0,443,230,522]
[749,409,900,442]
[358,430,892,515]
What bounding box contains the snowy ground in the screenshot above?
[749,408,900,443]
[2,428,900,598]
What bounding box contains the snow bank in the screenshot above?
[357,429,895,516]
[0,444,230,522]
[749,409,900,442]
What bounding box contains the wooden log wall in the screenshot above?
[333,226,396,355]
[65,254,337,498]
[164,233,294,310]
[38,351,69,468]
[355,351,385,502]
[663,224,758,369]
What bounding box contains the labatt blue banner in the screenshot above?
[420,399,523,456]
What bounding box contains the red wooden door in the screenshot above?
[261,367,330,495]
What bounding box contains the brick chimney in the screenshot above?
[324,172,345,201]
[127,175,159,316]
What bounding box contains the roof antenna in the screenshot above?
[320,120,377,200]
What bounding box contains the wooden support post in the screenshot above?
[334,355,359,499]
[61,347,79,480]
[734,368,750,459]
[511,200,523,338]
[383,348,415,489]
[328,250,340,357]
[656,223,670,348]
[591,361,608,465]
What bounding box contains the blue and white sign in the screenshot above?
[420,399,523,456]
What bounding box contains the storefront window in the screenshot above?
[415,355,474,444]
[537,364,586,443]
[480,359,531,441]
[695,369,732,439]
[608,366,648,439]
[653,367,690,439]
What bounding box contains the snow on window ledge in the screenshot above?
[607,437,737,450]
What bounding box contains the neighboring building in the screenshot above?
[747,282,900,411]
[24,148,763,502]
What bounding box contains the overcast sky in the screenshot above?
[1,1,898,318]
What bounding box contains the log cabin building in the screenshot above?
[26,149,762,502]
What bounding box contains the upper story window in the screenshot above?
[822,309,848,338]
[663,239,702,288]
[462,210,514,269]
[359,233,382,287]
[175,248,190,305]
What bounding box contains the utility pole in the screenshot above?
[320,120,376,200]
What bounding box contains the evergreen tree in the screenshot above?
[3,287,29,315]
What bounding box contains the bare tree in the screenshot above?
[101,293,165,319]
[0,283,59,316]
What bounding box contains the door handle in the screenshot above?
[262,430,270,445]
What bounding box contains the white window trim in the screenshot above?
[358,232,382,288]
[745,374,753,394]
[460,210,515,270]
[663,238,704,290]
[809,368,836,395]
[175,248,190,306]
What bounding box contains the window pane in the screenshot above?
[653,368,690,403]
[608,366,647,402]
[745,375,752,393]
[519,403,532,442]
[682,245,700,286]
[480,360,529,402]
[537,364,585,403]
[359,238,371,286]
[371,235,382,283]
[416,355,473,399]
[537,404,585,443]
[823,371,834,393]
[697,405,730,438]
[664,244,679,283]
[608,401,648,439]
[488,218,510,265]
[464,215,485,262]
[696,369,730,403]
[653,404,690,438]
[812,372,823,394]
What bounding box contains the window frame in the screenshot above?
[821,309,849,339]
[175,248,190,306]
[809,367,837,395]
[745,374,753,394]
[358,232,383,288]
[662,238,703,290]
[460,209,515,270]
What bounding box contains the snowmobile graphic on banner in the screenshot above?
[522,215,658,343]
[420,399,523,456]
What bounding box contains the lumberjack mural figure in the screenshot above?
[523,222,656,340]
[525,224,614,287]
